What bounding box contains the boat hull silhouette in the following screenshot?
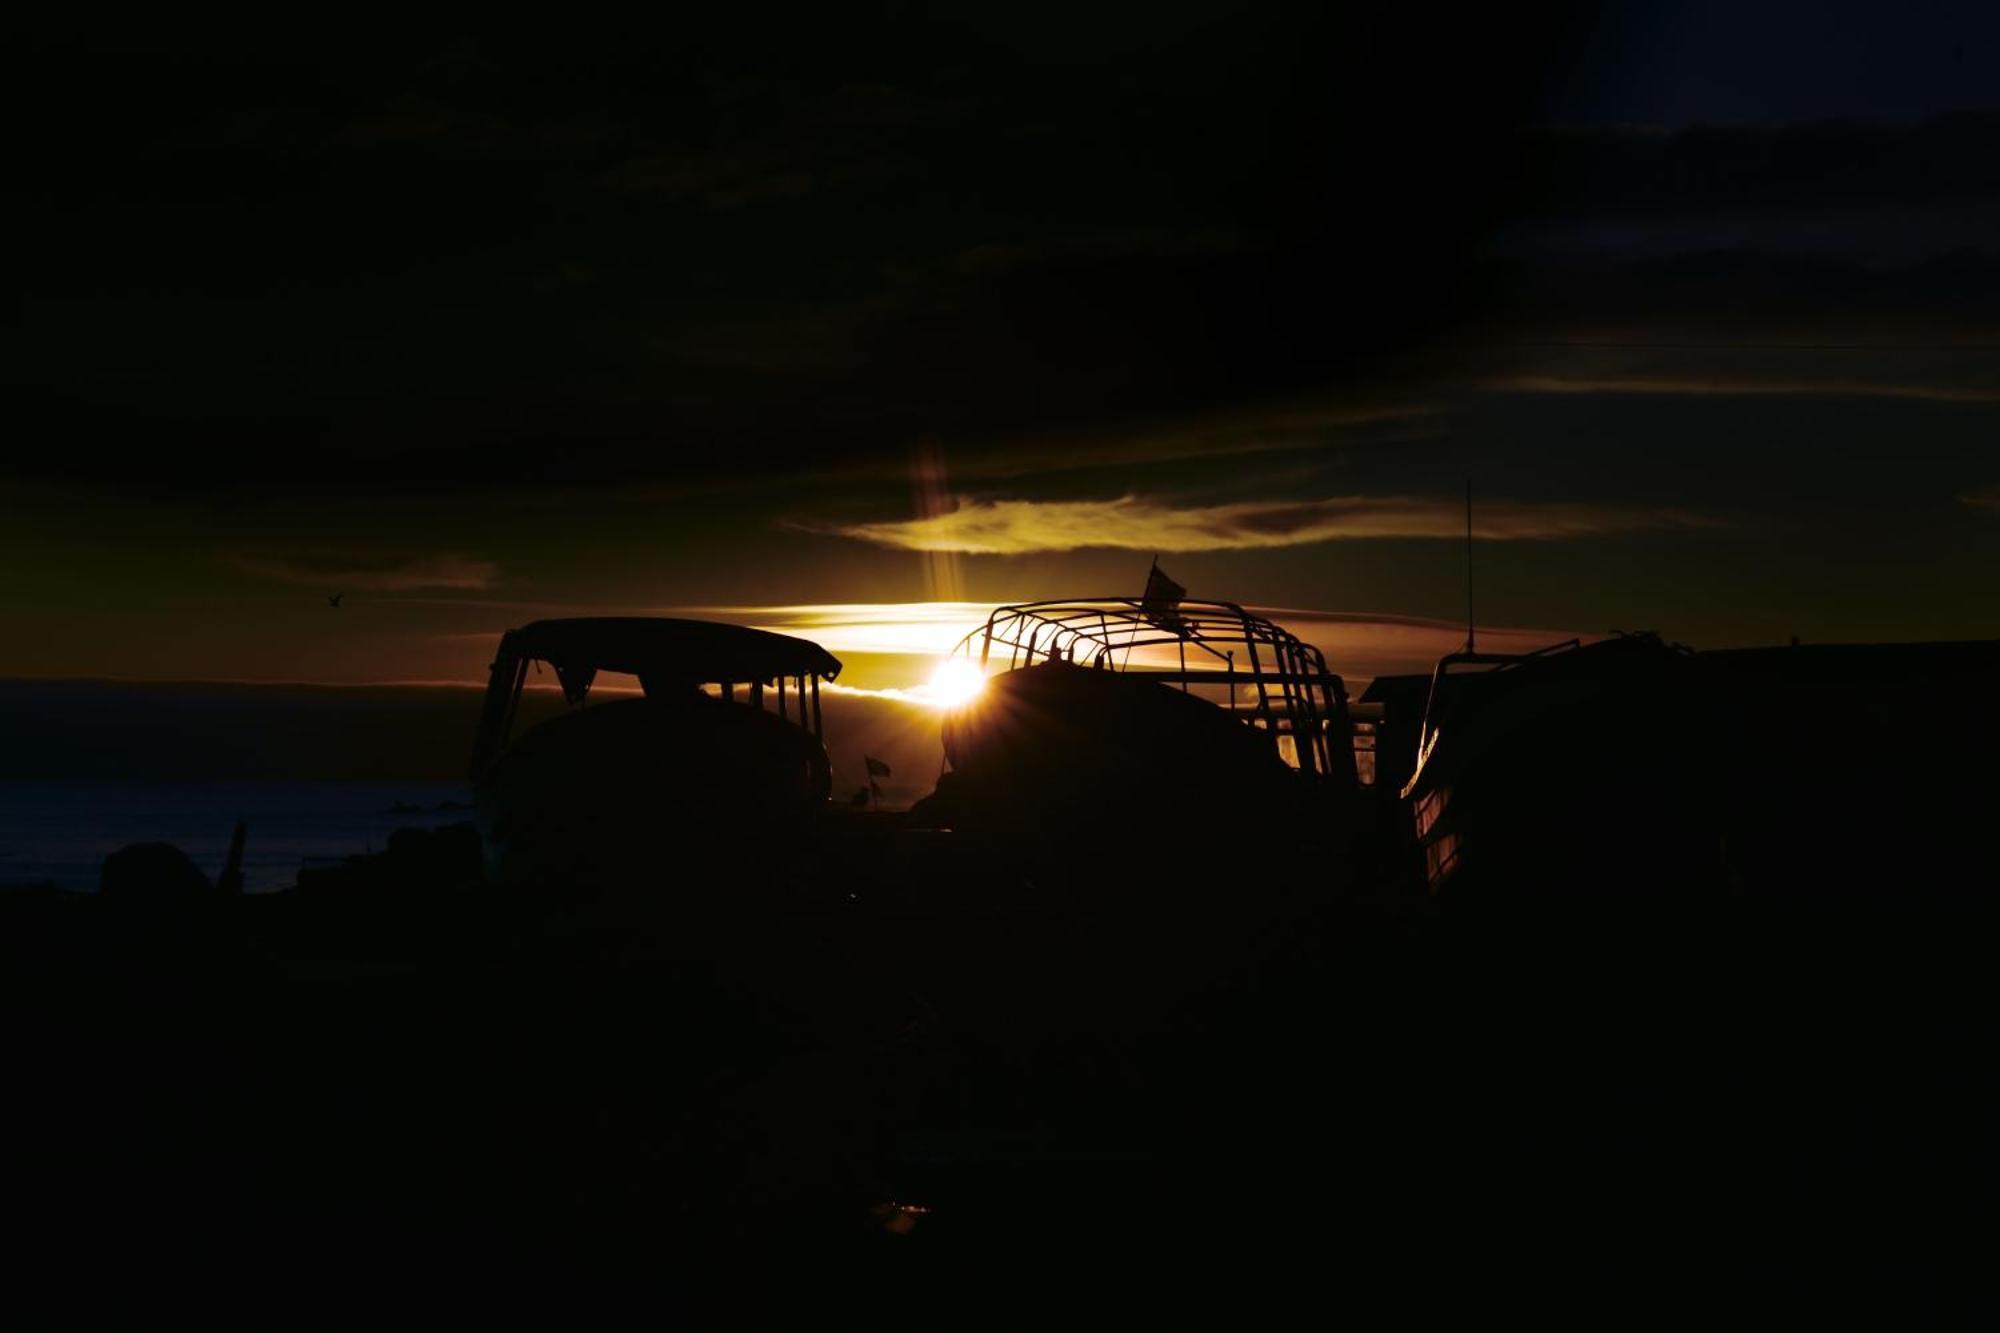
[909,595,1359,848]
[929,660,1297,839]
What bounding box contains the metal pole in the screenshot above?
[1465,477,1476,654]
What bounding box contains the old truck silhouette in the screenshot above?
[469,617,843,892]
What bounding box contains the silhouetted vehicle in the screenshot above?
[912,598,1358,860]
[1397,633,2000,904]
[1399,634,1715,902]
[469,618,843,893]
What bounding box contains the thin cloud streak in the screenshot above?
[732,602,999,656]
[1487,373,2000,403]
[947,402,1444,480]
[822,679,970,710]
[818,494,1715,555]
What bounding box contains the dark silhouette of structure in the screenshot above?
[894,593,1376,967]
[468,617,843,892]
[10,614,1997,1322]
[1385,631,2000,905]
[97,842,216,903]
[215,819,247,895]
[911,597,1357,854]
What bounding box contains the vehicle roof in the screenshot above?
[498,617,842,684]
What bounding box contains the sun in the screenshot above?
[926,657,987,709]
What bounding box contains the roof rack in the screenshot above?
[470,617,842,782]
[953,598,1356,785]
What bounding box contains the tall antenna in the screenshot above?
[1464,478,1476,653]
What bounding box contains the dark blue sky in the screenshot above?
[1540,0,1999,124]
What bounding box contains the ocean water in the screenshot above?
[0,780,474,893]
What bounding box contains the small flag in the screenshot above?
[864,756,892,779]
[1140,557,1188,635]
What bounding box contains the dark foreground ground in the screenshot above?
[3,820,1992,1324]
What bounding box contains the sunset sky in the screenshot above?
[7,4,1997,700]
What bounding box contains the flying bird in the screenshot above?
[327,594,344,609]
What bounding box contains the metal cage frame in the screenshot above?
[951,598,1358,786]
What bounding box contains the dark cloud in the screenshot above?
[5,7,1567,496]
[1511,113,2000,217]
[1476,112,2000,362]
[6,6,1998,672]
[1480,249,2000,343]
